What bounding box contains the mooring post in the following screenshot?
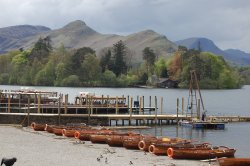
[197,99,201,120]
[182,97,184,115]
[127,95,130,113]
[38,94,41,113]
[160,97,163,115]
[142,96,145,115]
[149,96,152,115]
[101,95,104,105]
[139,96,142,114]
[116,96,118,114]
[91,96,93,115]
[107,95,109,112]
[58,94,61,126]
[64,94,68,114]
[176,98,179,123]
[129,97,133,125]
[155,96,157,124]
[8,93,10,113]
[86,95,89,122]
[27,95,30,126]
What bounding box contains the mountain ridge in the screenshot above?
[176,37,250,66]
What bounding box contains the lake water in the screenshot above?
[1,85,250,157]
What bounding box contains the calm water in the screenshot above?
[1,85,250,157]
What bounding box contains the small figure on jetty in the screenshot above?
[96,157,100,162]
[105,157,108,164]
[129,161,133,165]
[202,111,207,121]
[1,157,17,166]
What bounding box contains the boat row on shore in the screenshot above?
[31,122,250,166]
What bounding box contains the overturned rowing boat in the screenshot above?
[167,146,236,160]
[217,158,250,166]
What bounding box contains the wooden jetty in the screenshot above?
[1,89,250,126]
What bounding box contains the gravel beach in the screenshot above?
[0,126,217,166]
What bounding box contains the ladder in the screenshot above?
[186,70,205,119]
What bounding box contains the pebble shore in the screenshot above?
[0,126,217,166]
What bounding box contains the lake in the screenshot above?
[1,85,250,157]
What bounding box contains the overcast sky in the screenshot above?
[1,0,250,52]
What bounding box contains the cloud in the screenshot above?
[0,0,250,52]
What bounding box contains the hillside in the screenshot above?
[0,25,50,53]
[0,20,177,63]
[176,37,250,66]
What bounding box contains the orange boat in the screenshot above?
[123,134,150,149]
[217,158,250,166]
[30,122,46,131]
[62,129,76,137]
[167,146,236,160]
[146,137,190,155]
[53,127,64,136]
[138,137,164,151]
[74,129,112,141]
[106,132,133,147]
[45,124,56,133]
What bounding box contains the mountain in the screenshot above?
[175,37,250,66]
[0,25,50,53]
[0,20,177,63]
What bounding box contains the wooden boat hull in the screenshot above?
[90,134,109,144]
[167,146,236,160]
[45,124,55,133]
[31,122,46,131]
[62,129,76,137]
[53,128,64,136]
[218,158,250,166]
[106,134,126,147]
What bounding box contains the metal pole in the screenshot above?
[160,97,163,115]
[182,97,184,115]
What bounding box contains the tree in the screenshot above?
[29,36,52,61]
[142,47,156,76]
[100,49,113,72]
[112,40,127,76]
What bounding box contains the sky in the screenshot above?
[1,0,250,52]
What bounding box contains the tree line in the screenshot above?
[0,36,247,88]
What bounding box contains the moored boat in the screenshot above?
[31,122,46,131]
[62,129,76,137]
[167,146,236,160]
[217,158,250,166]
[106,133,132,147]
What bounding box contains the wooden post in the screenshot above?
[127,95,130,113]
[182,97,184,115]
[64,94,68,114]
[18,93,21,109]
[155,96,157,124]
[91,96,93,115]
[149,96,152,115]
[139,97,142,114]
[87,95,90,123]
[106,95,109,113]
[129,97,133,125]
[8,93,10,113]
[142,96,144,115]
[116,96,118,114]
[58,95,61,126]
[27,96,30,126]
[176,98,179,123]
[197,99,201,120]
[101,95,104,105]
[38,94,41,113]
[160,97,163,115]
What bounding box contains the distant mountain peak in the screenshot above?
[63,20,87,29]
